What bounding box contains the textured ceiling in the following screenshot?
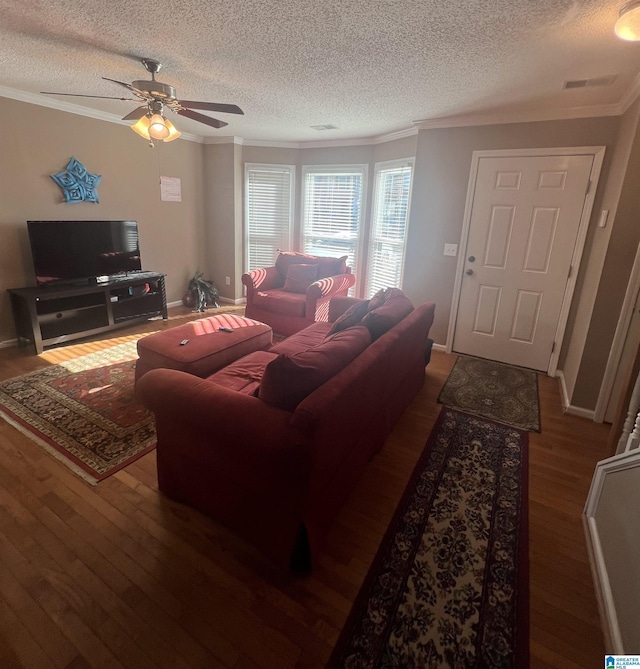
[1,0,640,143]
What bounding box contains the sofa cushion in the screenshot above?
[253,290,306,317]
[326,299,370,336]
[275,251,347,280]
[270,322,332,356]
[259,325,371,411]
[360,288,414,340]
[208,350,280,395]
[283,263,319,293]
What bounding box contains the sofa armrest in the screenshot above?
[137,369,307,462]
[307,272,355,299]
[241,267,283,300]
[305,272,356,320]
[327,296,367,322]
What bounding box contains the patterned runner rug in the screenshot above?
[438,355,540,431]
[329,407,529,669]
[0,340,152,484]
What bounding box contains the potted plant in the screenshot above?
[182,270,220,312]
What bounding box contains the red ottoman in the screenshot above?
[135,314,272,385]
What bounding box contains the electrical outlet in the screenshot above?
[444,244,458,257]
[225,276,231,286]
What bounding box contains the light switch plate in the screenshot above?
[598,210,609,228]
[444,244,458,257]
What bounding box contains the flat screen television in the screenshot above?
[27,220,142,285]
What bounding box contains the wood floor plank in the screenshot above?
[0,594,55,669]
[0,309,611,667]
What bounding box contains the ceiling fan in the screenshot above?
[41,58,244,143]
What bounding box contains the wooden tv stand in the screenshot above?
[9,272,167,354]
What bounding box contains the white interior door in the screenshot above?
[453,154,593,372]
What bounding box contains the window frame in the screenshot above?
[300,164,368,293]
[244,162,295,272]
[366,157,415,298]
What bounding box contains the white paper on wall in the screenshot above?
[160,176,182,202]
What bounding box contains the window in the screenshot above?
[245,164,294,271]
[366,160,414,297]
[301,166,367,280]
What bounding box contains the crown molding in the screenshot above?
[242,137,373,149]
[619,71,640,114]
[372,126,418,144]
[242,127,418,149]
[0,84,203,143]
[3,82,639,148]
[203,136,244,145]
[413,102,623,131]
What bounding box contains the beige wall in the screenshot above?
[562,99,640,408]
[202,142,240,301]
[0,97,205,344]
[572,103,640,409]
[3,95,639,415]
[405,117,620,348]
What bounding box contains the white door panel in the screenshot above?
[453,154,593,371]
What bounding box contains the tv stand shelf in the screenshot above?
[9,272,167,353]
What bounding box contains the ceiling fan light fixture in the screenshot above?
[615,0,640,40]
[148,113,170,140]
[131,114,152,140]
[130,112,181,143]
[163,118,181,142]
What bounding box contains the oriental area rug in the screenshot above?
[329,407,529,669]
[0,340,152,484]
[438,355,540,432]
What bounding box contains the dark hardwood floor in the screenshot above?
[0,307,610,668]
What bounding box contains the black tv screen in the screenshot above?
[27,220,142,285]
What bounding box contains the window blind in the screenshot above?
[366,162,413,297]
[245,165,294,271]
[302,168,365,278]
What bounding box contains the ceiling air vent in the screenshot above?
[310,124,338,130]
[563,75,617,90]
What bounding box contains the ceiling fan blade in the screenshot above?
[122,106,148,121]
[41,91,137,101]
[178,101,244,115]
[102,77,142,95]
[177,108,228,129]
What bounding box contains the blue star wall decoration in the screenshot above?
[51,157,102,203]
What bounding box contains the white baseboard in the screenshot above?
[219,296,246,306]
[168,297,246,308]
[431,342,447,352]
[556,369,596,420]
[0,338,18,349]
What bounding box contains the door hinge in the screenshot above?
[551,341,556,353]
[586,179,592,195]
[568,264,573,279]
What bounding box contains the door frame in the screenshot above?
[595,240,640,423]
[446,146,605,376]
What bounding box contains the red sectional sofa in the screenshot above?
[242,251,356,336]
[137,289,435,570]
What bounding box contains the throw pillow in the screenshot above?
[326,299,370,336]
[360,288,414,340]
[275,251,316,278]
[283,263,319,293]
[320,255,348,278]
[259,325,371,411]
[367,287,389,311]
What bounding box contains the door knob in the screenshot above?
[468,255,475,262]
[466,269,474,276]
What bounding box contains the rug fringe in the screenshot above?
[0,409,98,486]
